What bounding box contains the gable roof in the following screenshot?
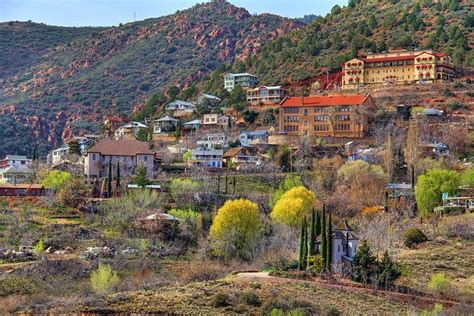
[184,119,201,125]
[223,147,247,158]
[281,94,369,107]
[120,121,148,129]
[87,139,154,156]
[166,100,196,109]
[240,130,269,137]
[155,115,178,123]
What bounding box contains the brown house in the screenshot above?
[279,94,374,138]
[0,184,45,196]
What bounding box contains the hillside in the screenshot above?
[200,0,473,91]
[0,0,301,157]
[0,22,104,79]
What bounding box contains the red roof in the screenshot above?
[281,94,369,107]
[363,55,415,63]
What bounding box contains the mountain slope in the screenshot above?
[202,0,473,90]
[0,0,301,157]
[0,21,104,78]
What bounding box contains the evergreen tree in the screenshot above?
[378,251,401,287]
[68,139,82,156]
[298,218,305,270]
[320,204,327,268]
[351,240,377,284]
[134,165,151,188]
[315,209,321,238]
[107,162,113,198]
[302,217,308,270]
[309,209,316,255]
[116,161,121,189]
[32,147,37,162]
[326,210,332,270]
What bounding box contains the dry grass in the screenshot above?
[397,225,474,303]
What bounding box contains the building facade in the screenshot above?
[279,94,374,138]
[189,148,223,168]
[114,122,149,140]
[224,73,258,92]
[342,49,454,89]
[246,86,288,105]
[0,155,32,184]
[85,139,155,178]
[153,115,178,134]
[196,133,227,149]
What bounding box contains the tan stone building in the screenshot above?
[342,49,454,89]
[85,139,155,178]
[279,94,374,138]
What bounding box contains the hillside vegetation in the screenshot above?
[201,0,473,91]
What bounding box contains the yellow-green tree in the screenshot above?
[270,186,316,226]
[41,170,71,193]
[210,199,260,260]
[90,262,119,293]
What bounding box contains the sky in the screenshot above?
[0,0,346,27]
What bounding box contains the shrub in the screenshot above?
[403,228,428,248]
[240,291,261,306]
[33,239,44,255]
[90,262,120,294]
[179,260,230,283]
[211,293,231,308]
[307,255,324,273]
[428,273,450,295]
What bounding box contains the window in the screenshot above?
[314,115,328,121]
[338,245,340,252]
[92,154,96,161]
[314,107,325,112]
[284,116,299,123]
[336,114,350,121]
[284,125,299,132]
[314,124,329,131]
[304,120,308,126]
[284,107,299,113]
[144,155,148,161]
[304,109,308,116]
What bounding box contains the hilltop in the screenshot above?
[0,0,301,157]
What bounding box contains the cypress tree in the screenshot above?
[326,210,332,271]
[302,217,308,270]
[315,209,321,237]
[321,204,327,268]
[298,218,305,270]
[107,162,113,198]
[116,161,121,189]
[309,209,316,255]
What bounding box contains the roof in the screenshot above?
[127,184,161,189]
[225,72,257,78]
[280,94,369,107]
[183,119,202,125]
[87,139,154,156]
[386,183,412,190]
[155,115,178,123]
[192,148,223,156]
[166,100,196,108]
[3,155,29,160]
[223,147,245,158]
[119,121,148,129]
[198,93,222,101]
[240,130,269,137]
[247,85,285,91]
[139,212,178,221]
[0,183,44,190]
[0,166,32,174]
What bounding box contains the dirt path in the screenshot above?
[234,272,473,309]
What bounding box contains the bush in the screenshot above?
[211,293,231,308]
[326,306,341,316]
[403,228,428,248]
[428,273,450,295]
[179,261,230,283]
[90,262,119,294]
[240,291,261,306]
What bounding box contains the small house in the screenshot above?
[222,147,260,169]
[239,131,270,147]
[0,184,45,196]
[196,133,227,149]
[114,122,149,140]
[165,100,196,115]
[154,115,179,134]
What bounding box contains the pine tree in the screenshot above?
[321,204,327,268]
[309,209,316,255]
[351,240,377,284]
[378,251,401,287]
[116,161,121,189]
[135,165,151,188]
[107,162,113,198]
[326,210,332,271]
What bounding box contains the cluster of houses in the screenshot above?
[1,49,459,196]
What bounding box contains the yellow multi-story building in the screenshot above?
[342,49,454,90]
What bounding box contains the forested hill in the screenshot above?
[200,0,473,91]
[0,22,104,78]
[0,0,301,157]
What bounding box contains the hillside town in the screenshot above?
[0,1,473,313]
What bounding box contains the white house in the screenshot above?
[0,155,32,184]
[189,148,223,168]
[153,115,179,134]
[317,220,360,274]
[224,73,258,92]
[114,122,149,140]
[165,100,196,115]
[246,85,288,105]
[239,131,270,147]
